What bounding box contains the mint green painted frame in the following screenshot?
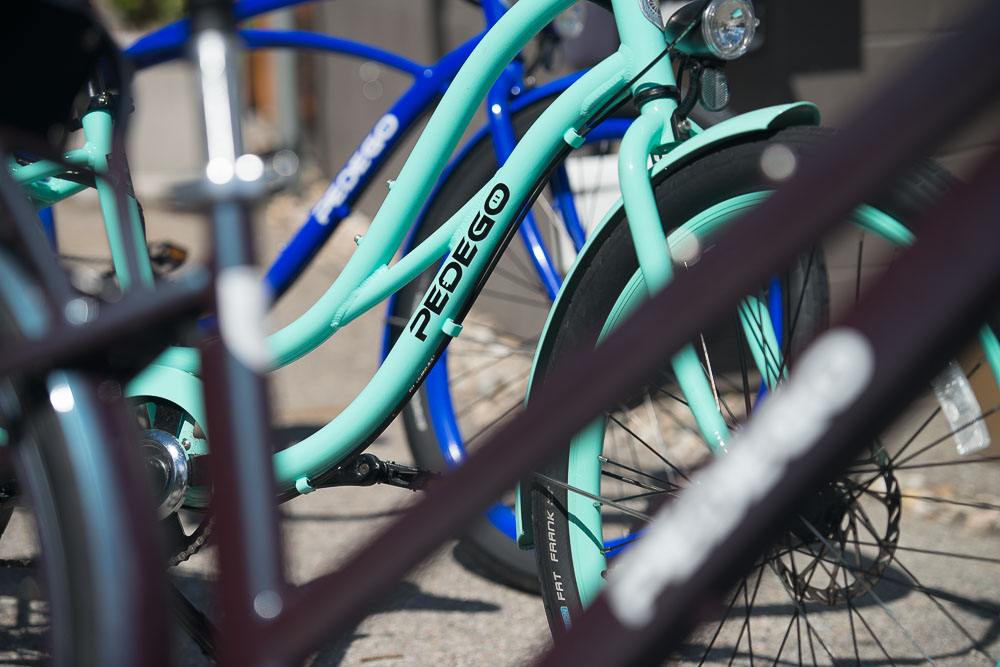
[12,109,155,290]
[127,0,690,495]
[13,0,820,498]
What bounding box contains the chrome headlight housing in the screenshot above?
[701,0,758,60]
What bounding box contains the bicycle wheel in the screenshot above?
[0,250,167,665]
[528,127,999,664]
[387,94,628,591]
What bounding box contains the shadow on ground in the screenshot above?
[172,567,503,665]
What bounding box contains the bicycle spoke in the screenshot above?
[777,535,837,665]
[460,316,539,349]
[853,486,1000,513]
[695,578,748,667]
[854,234,865,306]
[798,518,936,665]
[493,263,546,295]
[842,563,862,666]
[462,401,521,447]
[777,248,818,380]
[599,467,680,495]
[448,349,528,389]
[646,393,713,443]
[893,406,998,468]
[455,373,527,420]
[887,360,984,465]
[599,455,682,491]
[736,314,754,415]
[785,545,1000,619]
[695,347,742,428]
[533,473,652,522]
[479,287,551,309]
[769,605,799,667]
[607,413,692,483]
[642,390,671,454]
[650,374,690,406]
[878,455,1000,472]
[889,554,996,663]
[499,242,536,279]
[609,487,678,503]
[729,560,766,667]
[739,298,784,385]
[851,541,1000,565]
[842,571,897,667]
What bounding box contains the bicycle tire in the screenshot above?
[0,250,167,665]
[528,127,986,665]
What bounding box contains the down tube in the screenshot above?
[272,52,629,490]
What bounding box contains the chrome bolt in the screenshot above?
[64,297,97,325]
[354,234,363,246]
[181,438,192,451]
[253,589,283,620]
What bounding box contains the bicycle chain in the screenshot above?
[169,516,214,567]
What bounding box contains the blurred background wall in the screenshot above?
[106,0,999,194]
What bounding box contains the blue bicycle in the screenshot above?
[121,0,633,590]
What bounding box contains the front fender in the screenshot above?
[514,101,820,548]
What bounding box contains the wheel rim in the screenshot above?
[557,193,1000,663]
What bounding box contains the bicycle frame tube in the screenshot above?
[125,25,629,380]
[11,108,155,290]
[126,2,577,302]
[129,0,700,492]
[268,0,725,489]
[272,46,631,490]
[266,0,580,367]
[246,31,480,297]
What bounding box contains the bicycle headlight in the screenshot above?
[701,0,758,60]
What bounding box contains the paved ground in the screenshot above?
[0,187,551,666]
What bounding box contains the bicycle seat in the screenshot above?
[0,2,117,150]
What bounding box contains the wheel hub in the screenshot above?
[769,453,901,606]
[139,429,189,518]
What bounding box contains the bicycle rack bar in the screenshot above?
[540,144,1000,667]
[0,268,210,379]
[247,1,1000,663]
